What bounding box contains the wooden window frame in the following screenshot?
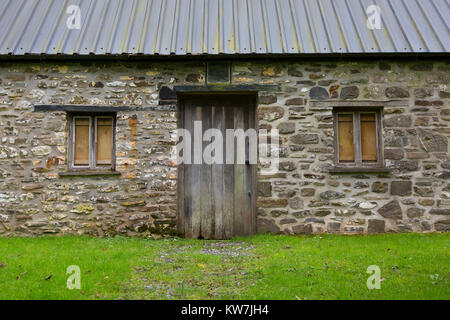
[333,107,384,169]
[68,113,116,171]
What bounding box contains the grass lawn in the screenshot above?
[0,233,448,300]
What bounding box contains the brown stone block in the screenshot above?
[292,223,313,235]
[435,219,450,231]
[429,208,450,215]
[390,181,412,196]
[371,181,388,193]
[257,218,281,234]
[368,219,385,233]
[418,199,434,206]
[258,198,288,208]
[300,188,315,197]
[384,148,404,160]
[406,208,424,218]
[257,181,272,197]
[259,95,277,105]
[327,222,341,233]
[406,152,429,159]
[285,97,306,105]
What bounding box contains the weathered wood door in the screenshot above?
[177,95,257,239]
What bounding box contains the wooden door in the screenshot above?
[177,95,257,239]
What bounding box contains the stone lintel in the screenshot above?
[173,84,281,93]
[310,100,409,108]
[34,105,176,112]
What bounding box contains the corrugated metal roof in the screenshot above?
[0,0,448,56]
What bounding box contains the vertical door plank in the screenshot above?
[177,103,185,235]
[243,98,256,235]
[191,104,202,238]
[223,104,235,239]
[243,101,251,235]
[233,105,245,236]
[211,105,225,239]
[249,100,257,234]
[183,102,193,238]
[200,105,213,239]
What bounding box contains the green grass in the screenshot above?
[0,233,448,300]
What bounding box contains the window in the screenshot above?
[333,108,383,168]
[69,114,115,170]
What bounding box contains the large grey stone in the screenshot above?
[429,209,450,215]
[290,134,319,144]
[289,197,303,210]
[384,115,412,127]
[435,219,450,231]
[279,161,297,171]
[407,208,424,218]
[417,129,448,152]
[319,190,345,200]
[414,88,433,98]
[340,86,359,99]
[159,86,176,100]
[31,146,52,156]
[258,106,284,122]
[309,87,329,99]
[378,200,402,219]
[385,87,410,98]
[277,122,296,134]
[305,217,325,224]
[280,218,297,225]
[392,161,419,172]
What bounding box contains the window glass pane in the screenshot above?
[361,113,377,162]
[337,114,355,162]
[74,118,90,165]
[96,118,113,165]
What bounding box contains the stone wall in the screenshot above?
[0,59,448,237]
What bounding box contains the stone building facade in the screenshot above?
[0,59,448,237]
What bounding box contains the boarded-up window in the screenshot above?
[71,115,115,169]
[360,113,377,162]
[337,114,354,162]
[333,109,383,168]
[96,118,113,165]
[74,118,90,165]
